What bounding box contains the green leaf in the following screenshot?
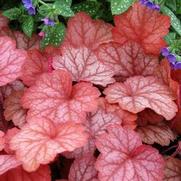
[165,0,176,12]
[161,6,181,36]
[72,1,100,17]
[111,0,134,15]
[164,32,176,44]
[22,16,34,37]
[54,0,74,17]
[40,23,65,48]
[3,7,22,20]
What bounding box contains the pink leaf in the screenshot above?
[0,165,51,181]
[0,155,21,175]
[21,49,49,86]
[97,41,159,78]
[112,2,170,55]
[69,155,98,181]
[164,157,181,181]
[104,76,178,120]
[4,128,20,154]
[64,12,112,49]
[53,45,115,86]
[4,90,26,128]
[0,36,27,86]
[10,118,88,172]
[95,125,165,181]
[136,123,176,146]
[22,70,100,123]
[87,98,137,138]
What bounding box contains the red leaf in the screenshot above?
[0,12,8,29]
[0,165,51,181]
[170,109,181,134]
[0,155,21,175]
[63,138,95,159]
[164,157,181,181]
[10,117,88,172]
[137,109,164,126]
[104,76,178,120]
[112,3,170,55]
[53,45,115,86]
[136,123,176,146]
[95,125,164,181]
[97,41,159,78]
[0,130,5,151]
[0,37,27,86]
[21,49,49,86]
[0,28,40,50]
[22,70,100,123]
[156,59,179,98]
[69,156,98,181]
[1,80,24,98]
[4,90,26,128]
[64,12,112,50]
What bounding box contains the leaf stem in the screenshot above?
[38,0,49,7]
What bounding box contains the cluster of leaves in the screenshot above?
[0,0,180,181]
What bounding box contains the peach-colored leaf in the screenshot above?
[164,157,181,181]
[65,12,112,50]
[0,155,21,175]
[22,70,100,123]
[97,41,159,78]
[69,156,98,181]
[0,36,26,86]
[53,45,115,86]
[0,165,51,181]
[136,123,176,146]
[4,90,26,128]
[96,125,164,181]
[104,76,178,120]
[21,49,48,86]
[112,3,170,55]
[10,118,88,172]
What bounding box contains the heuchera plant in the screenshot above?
[0,1,181,181]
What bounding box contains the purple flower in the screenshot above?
[42,18,55,26]
[161,48,170,57]
[139,0,160,11]
[167,54,177,63]
[174,62,181,70]
[22,0,36,15]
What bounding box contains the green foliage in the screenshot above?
[3,7,22,20]
[111,0,135,15]
[40,23,65,48]
[22,16,34,37]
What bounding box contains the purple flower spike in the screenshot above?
[161,47,170,57]
[145,1,154,9]
[174,62,181,70]
[140,0,148,5]
[167,54,177,63]
[153,4,160,11]
[22,0,36,15]
[42,18,55,26]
